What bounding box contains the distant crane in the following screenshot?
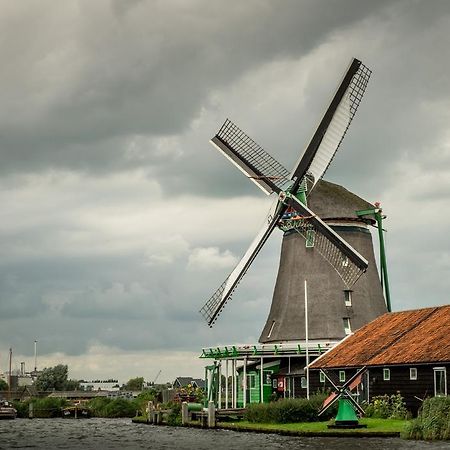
[152,370,162,386]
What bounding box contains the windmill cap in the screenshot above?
[308,180,376,223]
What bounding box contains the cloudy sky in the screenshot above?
[1,0,450,383]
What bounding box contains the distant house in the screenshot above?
[309,305,450,415]
[172,377,205,389]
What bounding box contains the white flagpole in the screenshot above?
[305,279,310,400]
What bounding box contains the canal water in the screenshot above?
[0,418,448,449]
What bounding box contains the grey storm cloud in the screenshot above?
[1,0,450,381]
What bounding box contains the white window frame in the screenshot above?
[383,368,390,381]
[301,376,307,389]
[247,373,256,390]
[339,371,346,383]
[433,367,447,397]
[410,367,417,381]
[343,318,352,335]
[344,290,352,307]
[267,320,276,338]
[319,371,326,383]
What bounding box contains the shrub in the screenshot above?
[364,393,409,420]
[103,398,137,418]
[12,397,68,418]
[87,397,138,418]
[244,394,335,424]
[165,401,182,426]
[404,397,450,440]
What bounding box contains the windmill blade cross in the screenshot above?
[290,58,372,193]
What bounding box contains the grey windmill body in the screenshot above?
[259,180,387,344]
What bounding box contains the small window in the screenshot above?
[319,372,326,383]
[343,318,352,335]
[267,321,276,338]
[383,368,390,381]
[410,368,417,380]
[247,374,256,389]
[344,290,352,307]
[305,229,315,247]
[342,256,349,267]
[301,376,307,388]
[434,367,447,397]
[339,371,346,383]
[272,379,277,389]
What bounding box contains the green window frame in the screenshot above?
[383,368,390,381]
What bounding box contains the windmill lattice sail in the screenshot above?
[292,60,372,191]
[212,119,291,195]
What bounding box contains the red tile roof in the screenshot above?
[310,305,450,369]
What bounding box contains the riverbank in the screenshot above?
[132,415,408,438]
[215,418,407,437]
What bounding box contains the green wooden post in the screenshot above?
[374,209,392,312]
[356,207,392,312]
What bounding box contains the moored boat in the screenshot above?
[0,400,17,420]
[62,404,91,419]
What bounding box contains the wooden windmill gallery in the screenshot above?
[199,58,391,411]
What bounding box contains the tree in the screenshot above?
[0,379,8,391]
[123,377,144,391]
[35,364,69,391]
[65,379,80,391]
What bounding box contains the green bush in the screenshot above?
[87,397,139,418]
[12,399,30,418]
[364,394,409,420]
[13,397,68,418]
[404,397,450,440]
[244,394,335,424]
[103,398,137,418]
[165,402,181,426]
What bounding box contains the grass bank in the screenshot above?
[217,418,409,437]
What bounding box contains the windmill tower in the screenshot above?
[259,179,387,344]
[199,58,390,405]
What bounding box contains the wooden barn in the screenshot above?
[309,305,450,415]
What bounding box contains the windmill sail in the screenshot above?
[290,59,371,190]
[287,195,368,287]
[200,200,284,326]
[211,119,291,195]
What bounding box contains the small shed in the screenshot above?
[309,305,450,415]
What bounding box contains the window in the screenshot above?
[344,290,352,307]
[305,229,315,247]
[339,371,346,383]
[267,321,276,338]
[410,368,417,380]
[343,318,352,335]
[247,374,256,389]
[319,371,326,383]
[342,256,349,267]
[301,376,307,388]
[383,368,390,381]
[434,367,447,397]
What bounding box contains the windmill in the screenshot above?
[200,58,387,341]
